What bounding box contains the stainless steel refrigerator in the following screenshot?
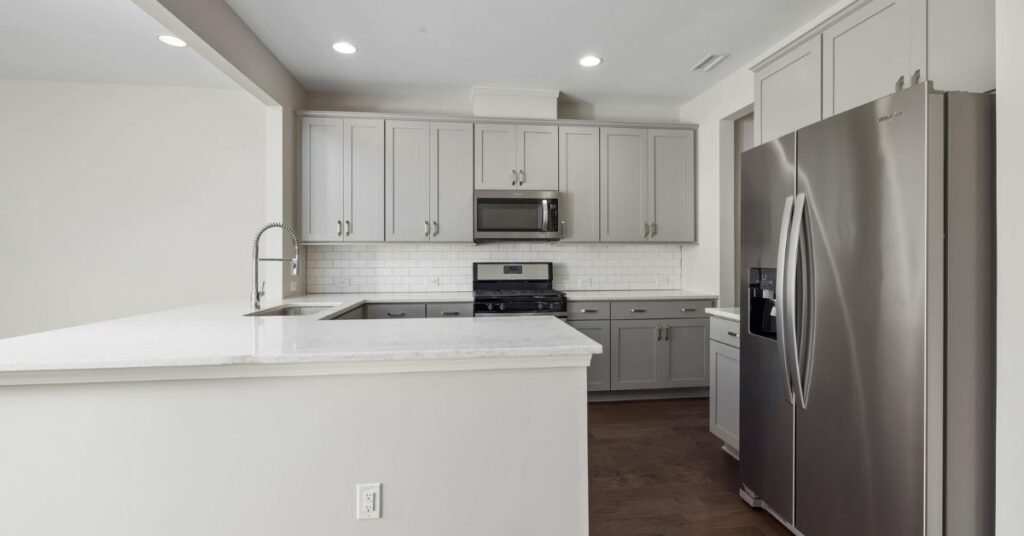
[738,85,995,536]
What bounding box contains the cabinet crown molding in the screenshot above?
[750,0,873,73]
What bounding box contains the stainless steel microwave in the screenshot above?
[474,190,560,241]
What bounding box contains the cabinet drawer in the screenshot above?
[710,317,741,348]
[426,302,474,318]
[566,301,611,320]
[610,300,713,320]
[365,303,427,319]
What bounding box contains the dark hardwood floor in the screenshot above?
[589,399,789,536]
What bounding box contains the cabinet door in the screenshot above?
[647,129,695,242]
[600,128,648,242]
[662,319,709,388]
[300,117,344,242]
[569,320,611,391]
[430,122,474,242]
[755,36,823,144]
[342,118,385,242]
[558,126,600,242]
[385,120,431,242]
[710,340,740,450]
[474,123,518,190]
[823,0,911,117]
[610,319,661,390]
[516,124,558,190]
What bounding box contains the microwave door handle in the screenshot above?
[541,199,549,231]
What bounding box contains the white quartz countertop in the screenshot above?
[705,307,740,321]
[563,289,717,301]
[0,296,600,385]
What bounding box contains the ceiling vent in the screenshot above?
[690,53,728,72]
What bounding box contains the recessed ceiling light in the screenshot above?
[332,41,358,55]
[578,55,602,67]
[157,34,187,48]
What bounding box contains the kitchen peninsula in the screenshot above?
[0,296,600,536]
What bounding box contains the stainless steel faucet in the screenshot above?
[252,222,300,310]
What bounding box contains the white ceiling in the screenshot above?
[224,0,835,107]
[0,0,236,88]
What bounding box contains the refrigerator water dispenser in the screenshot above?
[748,268,777,339]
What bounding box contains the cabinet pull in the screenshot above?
[580,308,598,313]
[727,331,738,337]
[629,308,647,313]
[650,222,657,237]
[336,220,343,236]
[424,221,430,237]
[519,169,525,185]
[441,311,460,317]
[656,326,663,341]
[664,327,670,341]
[345,220,351,235]
[895,75,905,91]
[643,222,650,238]
[512,169,517,186]
[433,220,439,236]
[386,311,406,318]
[680,307,696,312]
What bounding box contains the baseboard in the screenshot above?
[587,387,709,403]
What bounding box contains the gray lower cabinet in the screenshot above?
[610,319,663,390]
[425,302,473,318]
[663,319,710,388]
[568,320,611,391]
[610,317,710,391]
[710,340,740,451]
[364,303,427,319]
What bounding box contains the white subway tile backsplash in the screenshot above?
[305,243,683,294]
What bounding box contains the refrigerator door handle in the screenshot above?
[786,193,809,409]
[775,194,796,405]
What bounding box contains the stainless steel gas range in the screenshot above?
[472,262,567,318]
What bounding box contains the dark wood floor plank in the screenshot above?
[589,399,788,536]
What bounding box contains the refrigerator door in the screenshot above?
[793,85,930,535]
[739,134,796,523]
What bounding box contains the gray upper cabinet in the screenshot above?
[301,117,345,242]
[600,127,648,242]
[754,35,823,144]
[385,120,473,242]
[558,126,600,242]
[648,129,696,242]
[385,120,431,242]
[301,117,384,242]
[474,123,517,189]
[610,319,662,390]
[601,127,696,243]
[342,118,385,242]
[823,0,912,117]
[475,123,557,190]
[662,319,709,388]
[569,320,611,391]
[430,122,474,242]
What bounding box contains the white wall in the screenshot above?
[995,0,1023,532]
[0,79,265,338]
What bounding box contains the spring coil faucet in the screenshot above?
[252,222,300,310]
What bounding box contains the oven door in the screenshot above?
[474,190,560,241]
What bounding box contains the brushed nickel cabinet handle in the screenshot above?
[441,311,460,317]
[386,311,406,318]
[680,307,696,312]
[656,326,663,341]
[345,220,351,235]
[337,220,343,236]
[630,308,647,313]
[664,327,670,341]
[424,221,430,237]
[643,222,650,238]
[433,220,439,236]
[519,169,525,185]
[727,331,738,337]
[580,309,598,313]
[512,169,517,185]
[650,222,657,237]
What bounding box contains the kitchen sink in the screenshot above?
[245,305,332,317]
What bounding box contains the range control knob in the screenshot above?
[498,303,506,311]
[486,303,495,312]
[537,302,547,311]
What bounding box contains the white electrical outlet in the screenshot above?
[356,483,381,520]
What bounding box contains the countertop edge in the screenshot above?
[705,307,741,322]
[0,352,596,386]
